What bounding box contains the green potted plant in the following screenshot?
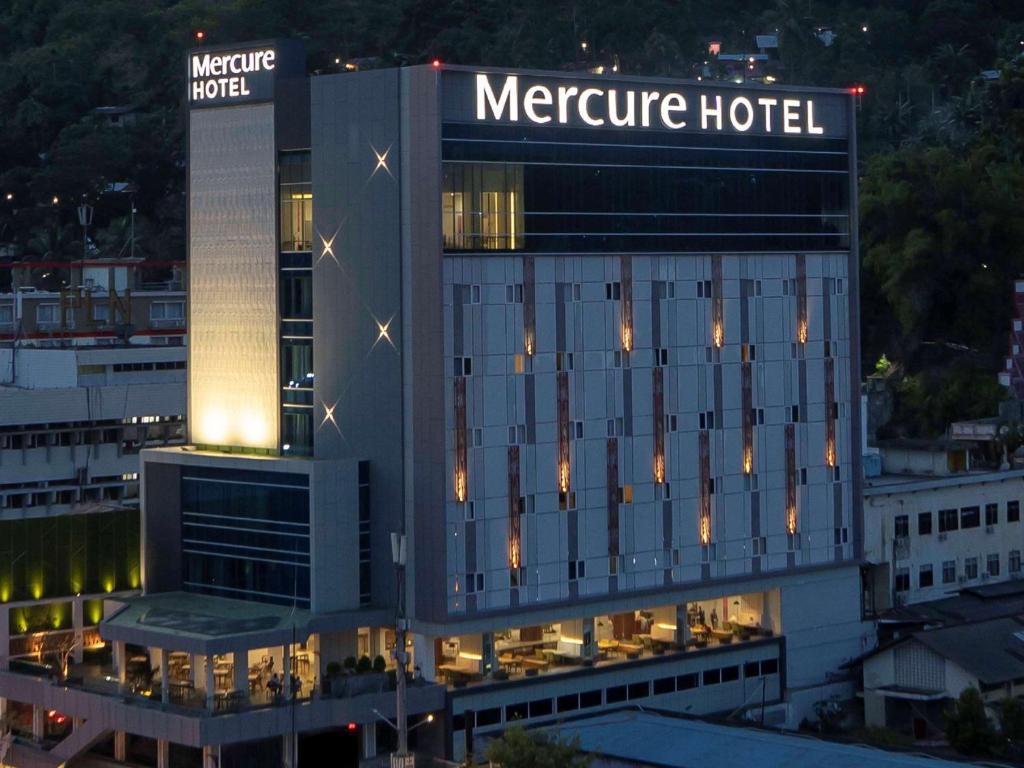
[372,655,387,674]
[343,656,357,673]
[356,655,372,674]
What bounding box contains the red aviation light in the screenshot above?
[432,59,442,69]
[195,30,205,41]
[850,84,866,95]
[347,722,358,731]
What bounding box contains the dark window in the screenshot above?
[579,690,602,708]
[721,665,740,683]
[761,658,779,675]
[960,506,980,529]
[556,694,579,713]
[677,672,700,690]
[703,669,721,686]
[894,568,910,592]
[1009,501,1020,522]
[985,503,999,526]
[606,685,627,704]
[988,553,1000,576]
[476,708,501,727]
[627,682,649,700]
[653,677,675,695]
[280,271,312,319]
[528,699,552,718]
[939,509,959,532]
[942,561,956,584]
[919,564,933,588]
[894,515,909,538]
[452,713,465,731]
[744,661,760,678]
[918,512,932,535]
[505,703,527,722]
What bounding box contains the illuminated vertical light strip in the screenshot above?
[742,363,753,474]
[825,357,837,467]
[712,257,724,348]
[523,255,536,356]
[508,446,522,570]
[796,254,808,344]
[607,438,620,558]
[785,423,798,534]
[454,377,468,502]
[557,371,571,493]
[699,430,712,545]
[653,367,666,483]
[620,255,633,352]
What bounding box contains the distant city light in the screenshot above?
[580,41,588,52]
[52,196,59,204]
[195,30,205,41]
[432,58,441,68]
[861,25,868,32]
[4,193,11,201]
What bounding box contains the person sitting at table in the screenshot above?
[697,606,706,626]
[710,608,719,630]
[268,673,281,698]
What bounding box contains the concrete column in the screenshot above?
[677,604,691,647]
[190,653,200,687]
[481,632,496,676]
[160,651,170,705]
[282,643,291,699]
[157,739,170,768]
[0,599,9,664]
[360,722,377,760]
[114,731,127,761]
[282,734,296,768]
[204,655,215,710]
[32,705,45,743]
[72,597,84,664]
[412,634,436,682]
[234,648,248,695]
[581,618,596,661]
[113,640,127,683]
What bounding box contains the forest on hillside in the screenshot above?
[2,0,1024,436]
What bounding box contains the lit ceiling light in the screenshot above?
[370,144,393,178]
[316,226,341,266]
[320,399,341,433]
[372,314,397,350]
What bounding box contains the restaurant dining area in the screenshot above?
[432,588,781,688]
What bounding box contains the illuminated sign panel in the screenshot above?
[445,72,848,138]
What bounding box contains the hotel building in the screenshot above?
[0,41,871,767]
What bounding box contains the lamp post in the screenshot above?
[389,532,411,767]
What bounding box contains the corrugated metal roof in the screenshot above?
[545,711,968,768]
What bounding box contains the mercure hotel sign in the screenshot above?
[188,48,277,105]
[470,73,844,136]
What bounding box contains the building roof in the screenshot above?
[909,615,1024,686]
[542,710,969,768]
[863,467,1024,495]
[880,581,1024,626]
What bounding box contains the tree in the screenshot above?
[945,686,995,756]
[484,726,591,768]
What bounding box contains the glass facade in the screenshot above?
[279,152,313,456]
[181,468,311,607]
[279,152,312,252]
[0,509,140,604]
[441,124,849,253]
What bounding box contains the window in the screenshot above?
[150,301,185,322]
[964,557,978,580]
[279,152,312,251]
[918,512,932,535]
[677,672,699,690]
[568,560,586,581]
[91,302,109,322]
[464,572,485,593]
[1011,550,1021,574]
[506,284,524,303]
[987,553,1000,577]
[703,668,721,686]
[960,506,980,529]
[938,508,959,533]
[985,503,999,526]
[790,405,800,423]
[741,343,756,362]
[721,665,739,683]
[36,304,59,325]
[894,515,909,538]
[605,282,622,300]
[281,272,312,319]
[0,304,12,324]
[442,163,524,250]
[942,560,956,584]
[919,564,933,588]
[556,352,574,371]
[894,567,910,592]
[1009,501,1020,522]
[699,411,715,430]
[454,357,473,376]
[619,485,633,504]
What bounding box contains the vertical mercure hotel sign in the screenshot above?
[188,47,277,106]
[471,73,843,136]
